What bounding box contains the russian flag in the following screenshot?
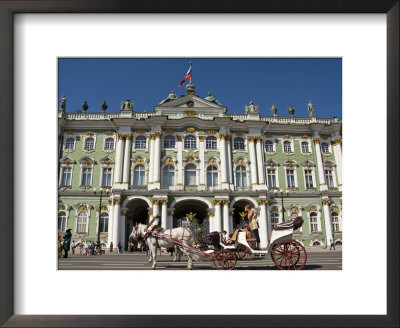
[178,64,192,87]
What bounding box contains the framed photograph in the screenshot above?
[1,1,398,327]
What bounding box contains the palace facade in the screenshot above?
[58,83,342,249]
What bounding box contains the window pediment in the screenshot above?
[79,156,95,166]
[99,156,114,165]
[265,159,279,167]
[301,160,315,167]
[60,156,76,165]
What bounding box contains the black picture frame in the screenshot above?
[0,1,398,327]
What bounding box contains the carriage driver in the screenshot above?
[144,214,162,240]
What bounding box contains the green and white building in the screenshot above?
[58,83,342,249]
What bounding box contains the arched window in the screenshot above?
[84,137,94,150]
[135,136,147,149]
[65,138,75,149]
[331,212,340,231]
[310,212,318,232]
[271,211,279,227]
[162,164,175,188]
[133,164,146,186]
[265,140,273,152]
[321,142,329,153]
[283,140,292,152]
[99,212,109,233]
[76,211,88,233]
[163,135,176,149]
[104,138,114,150]
[235,165,247,187]
[301,141,309,153]
[184,164,197,185]
[233,137,245,150]
[206,165,218,187]
[184,135,197,149]
[206,136,217,150]
[58,211,67,232]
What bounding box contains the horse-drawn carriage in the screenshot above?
[129,216,307,270]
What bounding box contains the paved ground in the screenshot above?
[59,248,342,270]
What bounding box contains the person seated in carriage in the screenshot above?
[144,214,163,240]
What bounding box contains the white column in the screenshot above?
[322,198,334,246]
[176,135,183,189]
[218,133,229,189]
[199,136,206,190]
[112,198,121,246]
[107,200,114,247]
[152,200,160,218]
[120,208,127,250]
[248,137,258,188]
[266,201,272,242]
[228,209,234,234]
[332,136,342,191]
[226,136,233,190]
[114,136,125,184]
[148,134,155,187]
[161,200,167,229]
[258,200,268,249]
[122,135,132,184]
[313,132,327,192]
[222,200,229,232]
[214,201,222,232]
[255,136,266,188]
[209,213,215,232]
[153,132,161,189]
[167,209,174,229]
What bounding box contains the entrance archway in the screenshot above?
[124,199,149,250]
[232,199,253,230]
[173,200,209,228]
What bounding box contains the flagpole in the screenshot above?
[189,62,192,84]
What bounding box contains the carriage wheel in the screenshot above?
[213,250,237,270]
[271,240,307,270]
[236,244,255,261]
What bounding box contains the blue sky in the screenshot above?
[58,58,341,118]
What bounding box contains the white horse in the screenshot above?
[129,224,194,270]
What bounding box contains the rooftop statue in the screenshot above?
[60,95,66,111]
[245,101,259,114]
[270,104,277,116]
[101,101,108,112]
[288,105,295,116]
[205,92,222,106]
[158,90,178,105]
[121,98,134,111]
[307,100,315,117]
[81,101,89,112]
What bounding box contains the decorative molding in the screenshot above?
[258,199,267,205]
[105,130,114,136]
[184,110,196,117]
[222,200,230,206]
[265,133,273,138]
[208,158,217,165]
[213,200,222,206]
[198,135,206,142]
[322,199,330,206]
[165,129,175,134]
[160,200,168,205]
[283,134,292,139]
[206,130,217,135]
[271,206,279,212]
[66,130,74,135]
[136,129,146,134]
[332,137,342,146]
[301,134,309,139]
[176,135,183,141]
[186,127,196,133]
[235,131,244,137]
[331,205,340,213]
[236,158,246,165]
[86,131,95,136]
[247,136,256,142]
[313,137,320,144]
[165,157,175,164]
[218,133,227,140]
[135,157,145,164]
[58,204,67,211]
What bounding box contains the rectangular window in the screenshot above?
[286,169,295,188]
[305,169,314,188]
[324,169,334,187]
[61,167,72,186]
[81,167,92,186]
[310,217,318,232]
[332,215,340,231]
[162,171,174,188]
[102,167,112,187]
[267,169,276,187]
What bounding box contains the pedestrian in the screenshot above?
[117,241,122,254]
[57,233,62,258]
[245,204,260,249]
[329,239,336,251]
[79,241,84,255]
[109,242,113,253]
[62,228,72,258]
[71,240,76,255]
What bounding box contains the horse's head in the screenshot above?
[129,224,143,242]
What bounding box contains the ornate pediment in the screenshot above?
[154,94,227,117]
[60,156,76,165]
[99,156,114,165]
[301,160,315,168]
[79,156,95,165]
